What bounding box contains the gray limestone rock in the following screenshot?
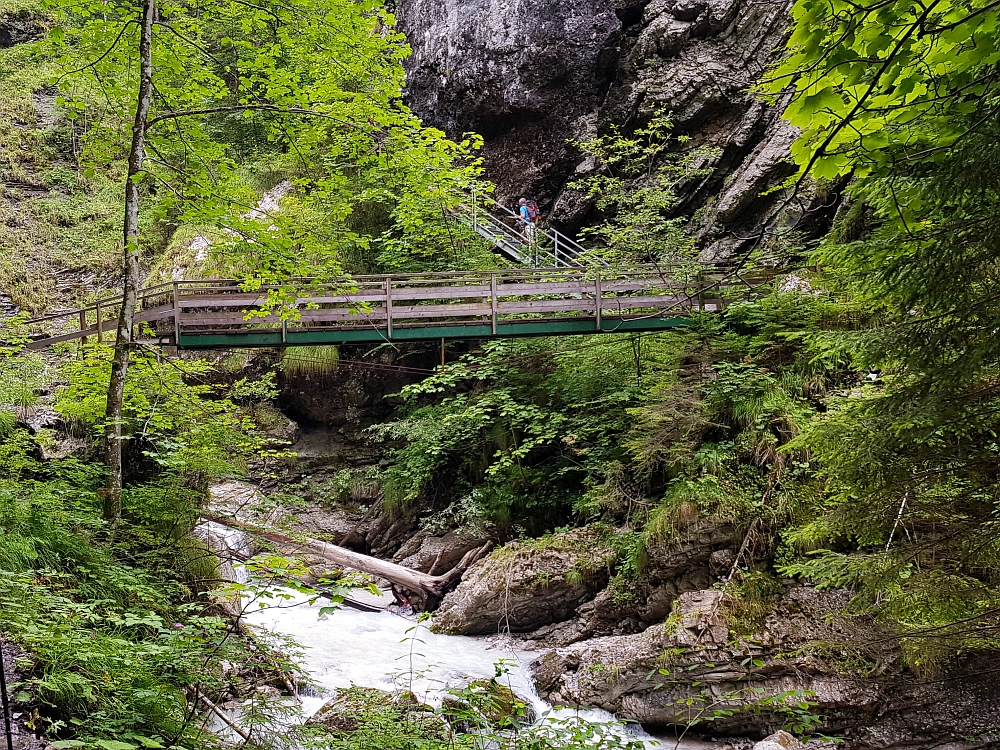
[530,585,1000,745]
[431,527,617,635]
[395,0,834,254]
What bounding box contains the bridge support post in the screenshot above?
[79,309,88,346]
[95,301,102,344]
[385,278,393,339]
[490,273,498,335]
[172,282,181,345]
[594,273,602,331]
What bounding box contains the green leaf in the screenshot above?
[96,741,138,750]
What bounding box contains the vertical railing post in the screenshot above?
[595,272,602,331]
[554,233,560,266]
[172,282,182,345]
[472,187,477,232]
[385,277,393,339]
[95,301,103,344]
[79,309,88,346]
[697,270,705,311]
[490,272,498,336]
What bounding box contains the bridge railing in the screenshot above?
[20,265,778,349]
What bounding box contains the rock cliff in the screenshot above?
[531,587,1000,746]
[396,0,832,257]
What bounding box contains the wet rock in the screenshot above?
[753,730,801,750]
[442,678,537,728]
[279,344,436,427]
[393,530,488,574]
[432,527,617,635]
[308,687,443,737]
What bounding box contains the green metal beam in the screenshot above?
[176,316,694,349]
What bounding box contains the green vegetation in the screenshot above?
[0,0,124,312]
[1,0,999,744]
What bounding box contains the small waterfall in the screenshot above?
[194,519,251,584]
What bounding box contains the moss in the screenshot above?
[0,22,130,313]
[307,686,446,741]
[726,570,783,636]
[442,678,535,728]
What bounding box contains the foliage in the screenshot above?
[767,0,1000,181]
[569,113,720,266]
[55,345,261,481]
[50,0,486,305]
[763,0,1000,669]
[371,334,687,526]
[0,432,273,749]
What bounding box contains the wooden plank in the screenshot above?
[175,284,494,308]
[599,295,702,309]
[181,301,496,327]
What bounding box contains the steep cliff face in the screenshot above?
[396,0,827,257]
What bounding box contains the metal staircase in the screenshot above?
[457,196,592,268]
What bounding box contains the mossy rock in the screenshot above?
[307,686,446,739]
[442,678,536,729]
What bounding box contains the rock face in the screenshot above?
[0,10,46,48]
[521,519,736,647]
[432,527,618,634]
[396,0,830,256]
[531,586,1000,746]
[278,344,437,428]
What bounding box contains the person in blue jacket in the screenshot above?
[518,197,539,247]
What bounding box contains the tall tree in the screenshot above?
[52,0,483,524]
[766,0,1000,666]
[103,0,155,529]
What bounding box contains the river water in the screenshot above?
[198,509,712,748]
[242,585,713,750]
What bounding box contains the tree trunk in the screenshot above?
[103,0,156,530]
[204,515,491,610]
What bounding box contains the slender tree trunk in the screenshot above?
[103,0,156,530]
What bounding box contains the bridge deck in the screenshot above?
[22,267,763,350]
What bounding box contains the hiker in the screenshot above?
[518,197,540,246]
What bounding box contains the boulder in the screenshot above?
[432,527,617,635]
[531,584,1000,743]
[753,730,802,750]
[531,586,882,735]
[308,687,445,739]
[393,530,488,574]
[442,678,537,728]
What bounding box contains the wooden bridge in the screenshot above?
[22,266,763,350]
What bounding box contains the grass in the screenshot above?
[0,14,126,314]
[282,345,340,376]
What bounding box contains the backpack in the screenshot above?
[526,200,541,223]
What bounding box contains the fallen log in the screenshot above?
[202,515,491,610]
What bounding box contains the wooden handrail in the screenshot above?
[18,264,783,350]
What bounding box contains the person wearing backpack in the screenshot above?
[518,197,540,247]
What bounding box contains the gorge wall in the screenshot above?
[395,0,832,259]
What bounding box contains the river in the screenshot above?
[242,584,716,750]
